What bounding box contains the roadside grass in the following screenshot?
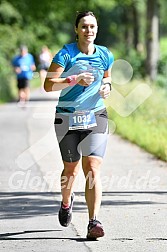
[106,80,167,162]
[31,74,41,89]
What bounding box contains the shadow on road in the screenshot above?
[101,191,167,206]
[0,191,166,221]
[0,192,58,220]
[0,191,167,243]
[0,229,94,242]
[0,192,87,220]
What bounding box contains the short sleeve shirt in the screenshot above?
[53,42,114,113]
[12,53,35,80]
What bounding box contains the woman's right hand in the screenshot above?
[76,72,94,86]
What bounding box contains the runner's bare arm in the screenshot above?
[44,62,94,92]
[99,68,112,99]
[44,63,68,92]
[102,68,112,86]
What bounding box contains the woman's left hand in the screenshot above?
[99,84,111,99]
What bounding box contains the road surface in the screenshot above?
[0,89,167,252]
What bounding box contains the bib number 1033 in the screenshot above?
[69,110,97,130]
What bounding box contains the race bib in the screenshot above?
[69,110,97,130]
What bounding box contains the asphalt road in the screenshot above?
[0,89,167,252]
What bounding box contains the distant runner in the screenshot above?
[12,45,36,105]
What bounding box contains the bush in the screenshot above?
[124,49,146,79]
[156,54,167,88]
[0,54,14,103]
[112,45,146,79]
[155,74,167,88]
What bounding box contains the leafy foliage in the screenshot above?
[0,0,167,102]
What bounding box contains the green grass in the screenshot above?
[160,37,167,56]
[31,74,41,89]
[106,81,167,161]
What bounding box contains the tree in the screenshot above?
[146,0,160,81]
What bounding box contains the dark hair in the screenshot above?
[75,11,97,28]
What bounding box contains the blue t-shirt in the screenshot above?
[12,53,35,80]
[52,42,114,113]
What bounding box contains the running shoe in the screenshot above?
[58,193,75,227]
[87,219,104,240]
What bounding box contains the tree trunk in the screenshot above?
[132,4,139,50]
[146,0,160,81]
[123,8,131,54]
